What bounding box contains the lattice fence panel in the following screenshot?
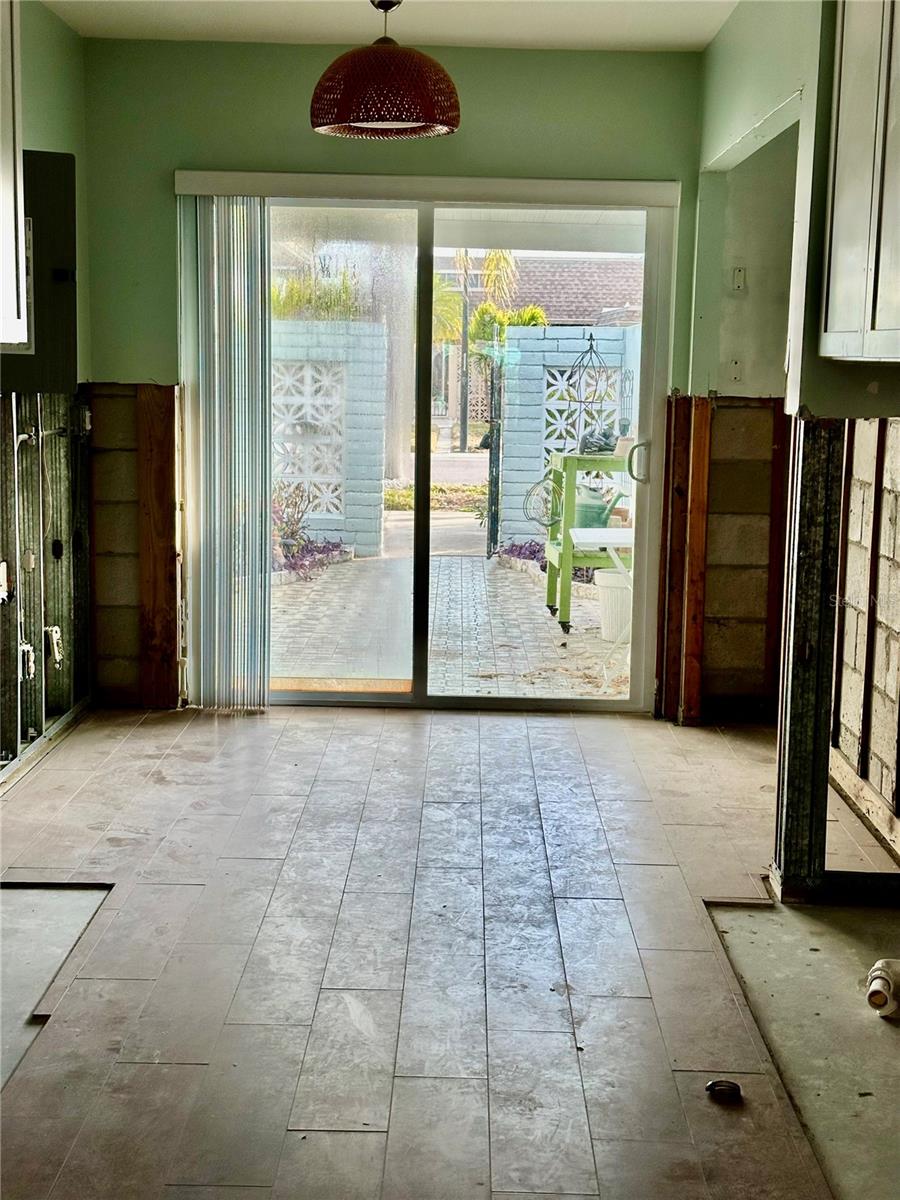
[272,360,345,514]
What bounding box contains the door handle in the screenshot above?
[626,440,650,483]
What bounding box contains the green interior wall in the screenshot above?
[79,38,702,385]
[19,0,91,380]
[700,0,821,169]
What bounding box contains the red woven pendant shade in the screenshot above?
[311,37,460,139]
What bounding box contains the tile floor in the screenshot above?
[0,707,891,1199]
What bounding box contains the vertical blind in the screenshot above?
[179,195,271,709]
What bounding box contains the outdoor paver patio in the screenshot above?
[271,549,629,698]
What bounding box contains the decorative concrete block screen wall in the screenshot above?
[500,325,641,543]
[272,320,387,557]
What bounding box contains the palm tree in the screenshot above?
[451,248,521,450]
[432,273,463,343]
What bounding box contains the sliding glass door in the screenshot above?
[254,194,669,709]
[427,206,648,702]
[268,204,418,694]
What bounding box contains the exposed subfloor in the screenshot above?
[0,709,893,1199]
[271,554,626,698]
[0,885,106,1086]
[711,902,900,1199]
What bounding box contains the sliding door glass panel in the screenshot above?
[269,204,417,693]
[428,205,646,700]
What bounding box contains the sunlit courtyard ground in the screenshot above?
[270,513,629,698]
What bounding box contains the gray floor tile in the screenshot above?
[170,1024,308,1186]
[267,848,352,921]
[555,898,649,998]
[485,898,572,1032]
[273,1132,385,1200]
[180,858,280,943]
[228,916,336,1025]
[49,1062,205,1199]
[322,892,412,990]
[417,801,482,868]
[663,824,763,897]
[408,866,484,957]
[540,799,621,898]
[488,1030,598,1195]
[289,989,401,1131]
[597,800,677,865]
[221,794,306,858]
[592,1139,709,1199]
[118,942,251,1063]
[11,808,111,869]
[641,950,762,1072]
[1,979,151,1153]
[78,883,201,979]
[289,793,365,853]
[673,1070,801,1147]
[396,951,487,1077]
[344,810,421,892]
[141,815,239,884]
[165,1189,271,1200]
[574,996,690,1142]
[616,865,711,951]
[382,1077,490,1200]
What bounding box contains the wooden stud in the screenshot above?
[136,384,179,708]
[654,396,674,716]
[679,395,712,725]
[660,394,692,721]
[71,392,91,706]
[772,417,845,901]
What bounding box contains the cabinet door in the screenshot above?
[0,0,27,345]
[821,0,884,357]
[868,0,900,357]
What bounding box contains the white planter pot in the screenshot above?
[595,569,631,643]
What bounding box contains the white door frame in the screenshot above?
[176,172,679,711]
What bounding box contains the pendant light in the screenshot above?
[310,0,460,139]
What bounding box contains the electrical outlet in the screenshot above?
[729,359,742,382]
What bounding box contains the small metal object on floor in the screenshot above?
[705,1079,744,1104]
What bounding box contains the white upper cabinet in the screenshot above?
[822,0,900,361]
[1,0,27,347]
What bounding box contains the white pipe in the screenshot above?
[866,959,900,1017]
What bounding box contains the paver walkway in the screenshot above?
[271,519,628,698]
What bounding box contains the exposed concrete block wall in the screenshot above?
[89,383,141,702]
[272,321,387,557]
[835,419,900,816]
[500,325,640,543]
[702,399,777,698]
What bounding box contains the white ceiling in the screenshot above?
[44,0,739,52]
